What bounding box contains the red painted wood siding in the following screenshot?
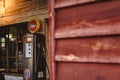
[49,0,120,80]
[55,0,96,8]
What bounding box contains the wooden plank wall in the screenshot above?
[55,0,96,8]
[49,0,120,80]
[0,0,48,26]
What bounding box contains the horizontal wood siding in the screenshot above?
[55,0,96,8]
[55,35,120,63]
[0,0,48,26]
[49,0,120,80]
[56,63,120,80]
[55,1,120,38]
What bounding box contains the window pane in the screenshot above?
[8,27,17,56]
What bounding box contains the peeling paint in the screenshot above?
[91,42,120,51]
[55,54,120,63]
[57,54,80,61]
[91,42,103,51]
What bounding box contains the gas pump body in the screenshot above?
[23,33,46,80]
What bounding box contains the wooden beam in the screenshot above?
[55,0,96,9]
[55,35,120,63]
[55,22,120,38]
[55,1,120,38]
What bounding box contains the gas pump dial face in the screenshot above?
[28,20,37,31]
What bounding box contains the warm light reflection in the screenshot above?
[0,0,5,17]
[1,7,5,17]
[6,34,13,38]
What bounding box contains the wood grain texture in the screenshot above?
[0,0,48,26]
[55,1,120,38]
[55,35,120,63]
[55,0,96,8]
[56,63,120,80]
[49,1,120,80]
[15,0,31,4]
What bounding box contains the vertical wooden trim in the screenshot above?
[44,18,49,78]
[6,28,9,72]
[48,0,56,80]
[16,26,19,72]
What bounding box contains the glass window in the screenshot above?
[0,22,28,74]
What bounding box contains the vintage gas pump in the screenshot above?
[23,19,47,80]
